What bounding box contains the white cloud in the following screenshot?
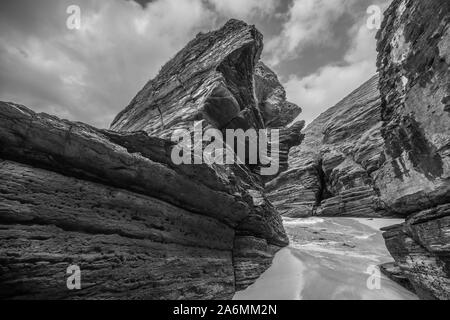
[266,0,357,65]
[207,0,277,19]
[284,21,379,125]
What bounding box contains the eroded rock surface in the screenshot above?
[0,102,237,299]
[376,0,450,299]
[266,0,449,299]
[0,20,302,299]
[110,20,305,289]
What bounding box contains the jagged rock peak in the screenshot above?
[110,19,302,140]
[110,19,265,137]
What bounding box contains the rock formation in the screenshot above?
[0,20,303,299]
[267,0,450,299]
[376,0,450,300]
[111,19,305,291]
[2,0,448,300]
[266,75,389,218]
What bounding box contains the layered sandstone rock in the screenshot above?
[111,19,304,179]
[0,102,236,299]
[267,0,450,299]
[375,0,450,217]
[376,0,450,299]
[254,62,306,181]
[381,204,450,300]
[266,75,388,218]
[254,62,302,128]
[0,20,301,299]
[110,20,304,289]
[111,20,302,139]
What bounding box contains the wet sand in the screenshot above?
[234,217,418,300]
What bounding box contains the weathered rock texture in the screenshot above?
[254,62,305,181]
[0,20,302,299]
[111,20,302,139]
[110,20,305,290]
[267,75,389,218]
[0,102,235,299]
[267,0,450,299]
[111,19,304,179]
[381,204,450,300]
[376,0,450,300]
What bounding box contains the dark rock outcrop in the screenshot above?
[379,262,416,294]
[381,204,450,300]
[111,19,304,180]
[254,62,302,128]
[267,0,449,299]
[254,62,306,181]
[375,0,450,300]
[376,0,450,217]
[111,20,302,139]
[0,102,237,299]
[266,75,389,218]
[0,20,303,299]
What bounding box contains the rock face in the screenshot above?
[376,0,450,217]
[0,102,235,299]
[376,0,450,300]
[111,19,304,179]
[266,75,389,218]
[254,62,305,181]
[111,20,302,139]
[267,0,450,299]
[0,20,302,299]
[254,62,302,128]
[110,20,305,290]
[381,204,450,300]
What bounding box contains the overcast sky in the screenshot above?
[0,0,390,128]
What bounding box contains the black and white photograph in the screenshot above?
[0,0,449,307]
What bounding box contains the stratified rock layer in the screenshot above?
[111,20,302,139]
[110,20,304,289]
[266,0,449,299]
[267,75,388,218]
[376,0,450,299]
[0,102,237,299]
[0,20,302,299]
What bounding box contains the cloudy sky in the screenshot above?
[0,0,390,128]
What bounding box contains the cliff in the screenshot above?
[376,0,450,300]
[0,20,302,299]
[266,75,388,218]
[267,0,450,299]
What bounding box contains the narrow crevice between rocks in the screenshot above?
[315,158,332,209]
